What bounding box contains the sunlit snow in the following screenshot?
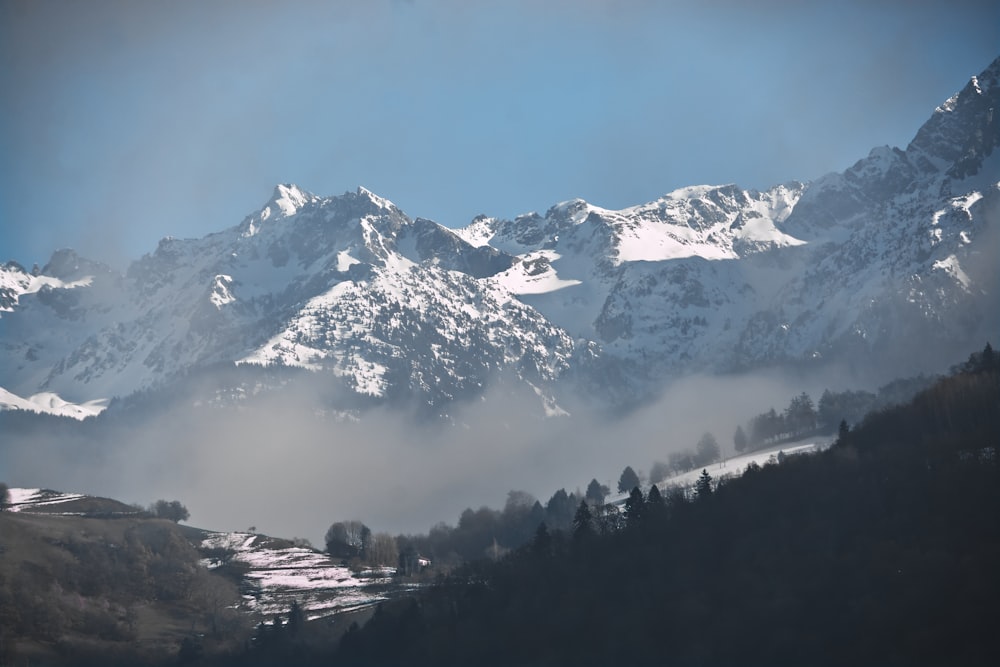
[0,387,108,420]
[210,274,236,308]
[200,532,395,619]
[932,255,971,290]
[5,487,88,511]
[490,251,581,295]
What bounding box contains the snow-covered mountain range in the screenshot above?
[2,57,998,419]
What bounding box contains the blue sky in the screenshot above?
[1,0,998,268]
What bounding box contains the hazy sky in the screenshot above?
[1,0,998,268]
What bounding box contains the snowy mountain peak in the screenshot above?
[906,56,1000,178]
[547,198,594,222]
[270,183,315,216]
[1,56,996,418]
[239,184,318,236]
[663,184,721,201]
[355,185,397,211]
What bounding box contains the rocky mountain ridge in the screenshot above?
[1,56,997,419]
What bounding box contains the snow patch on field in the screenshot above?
[200,532,396,619]
[5,488,87,512]
[663,440,826,490]
[603,437,832,507]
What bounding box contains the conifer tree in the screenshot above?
[838,419,850,443]
[585,478,607,506]
[694,469,713,499]
[618,466,641,493]
[532,522,552,556]
[572,500,594,540]
[645,485,666,522]
[624,486,646,525]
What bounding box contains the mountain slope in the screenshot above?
[1,56,997,416]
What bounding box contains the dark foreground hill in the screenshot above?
[0,509,245,665]
[322,347,1000,667]
[2,347,997,666]
[0,493,393,666]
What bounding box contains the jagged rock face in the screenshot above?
[1,57,998,416]
[0,185,576,412]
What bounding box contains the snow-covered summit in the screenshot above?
[1,57,997,416]
[269,183,318,217]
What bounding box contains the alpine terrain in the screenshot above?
[1,56,998,421]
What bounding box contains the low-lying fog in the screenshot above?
[2,370,839,546]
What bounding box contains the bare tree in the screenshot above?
[367,532,400,567]
[325,520,371,559]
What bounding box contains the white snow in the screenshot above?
[451,217,498,248]
[602,438,832,509]
[210,274,236,308]
[24,274,94,295]
[490,251,582,295]
[932,255,971,290]
[200,531,395,619]
[337,250,361,272]
[0,266,94,314]
[273,184,312,216]
[954,190,983,212]
[357,185,397,211]
[5,488,87,512]
[0,387,109,420]
[664,184,717,200]
[663,441,825,490]
[615,223,735,262]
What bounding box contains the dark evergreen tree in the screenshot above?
[585,478,607,506]
[962,341,997,373]
[983,342,995,372]
[785,392,817,435]
[572,500,594,540]
[818,388,877,432]
[545,488,577,531]
[617,466,641,493]
[694,469,713,499]
[287,600,304,638]
[750,408,784,446]
[624,486,646,526]
[837,419,850,443]
[0,482,8,511]
[595,503,624,534]
[531,522,552,556]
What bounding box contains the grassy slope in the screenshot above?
[0,507,246,666]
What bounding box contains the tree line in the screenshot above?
[319,370,937,573]
[734,374,936,454]
[316,343,999,666]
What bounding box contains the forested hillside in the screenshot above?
[322,345,999,666]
